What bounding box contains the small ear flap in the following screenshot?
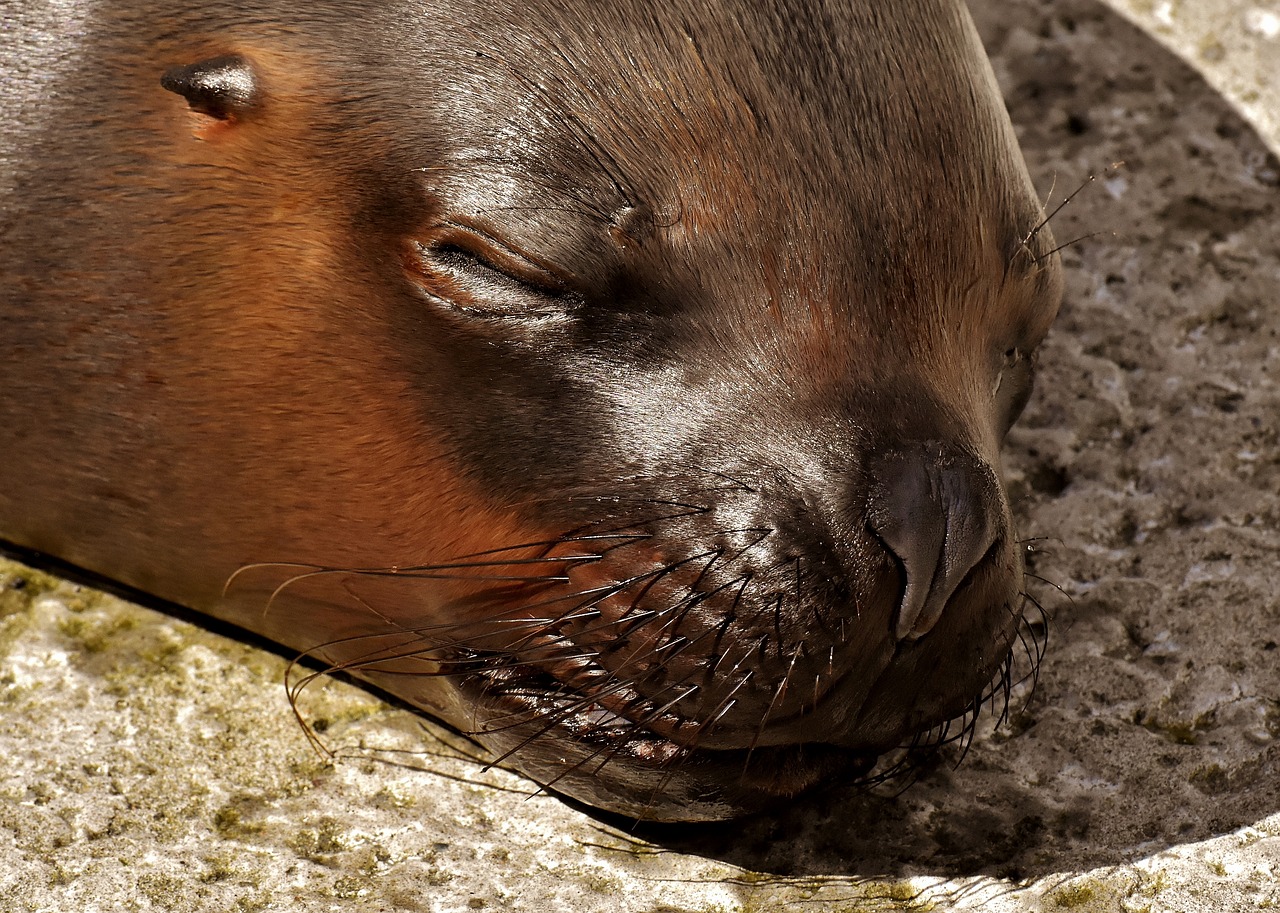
[161,55,259,120]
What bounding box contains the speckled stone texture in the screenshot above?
[2,1,1279,911]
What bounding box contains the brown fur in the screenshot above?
[1,0,1062,820]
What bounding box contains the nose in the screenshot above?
[866,442,1003,641]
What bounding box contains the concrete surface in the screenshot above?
[2,0,1279,910]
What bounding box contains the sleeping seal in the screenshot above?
[0,0,1062,821]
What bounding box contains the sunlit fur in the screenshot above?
[2,0,1063,820]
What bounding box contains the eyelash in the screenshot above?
[407,238,575,320]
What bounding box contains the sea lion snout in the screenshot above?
[458,412,1024,759]
[866,442,1007,642]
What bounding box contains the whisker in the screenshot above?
[1031,231,1104,264]
[1021,161,1123,248]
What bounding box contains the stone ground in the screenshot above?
[2,0,1279,910]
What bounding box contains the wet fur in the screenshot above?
[1,0,1062,820]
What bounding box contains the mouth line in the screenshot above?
[415,628,1029,820]
[462,663,878,819]
[412,576,1038,812]
[454,647,698,762]
[448,645,888,783]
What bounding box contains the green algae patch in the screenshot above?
[0,563,57,618]
[0,561,70,656]
[1133,706,1211,747]
[859,881,935,905]
[1189,763,1231,794]
[236,893,274,913]
[138,872,188,910]
[371,783,418,811]
[1048,880,1098,907]
[213,798,269,839]
[198,850,268,889]
[56,610,139,654]
[290,816,352,862]
[582,871,624,895]
[333,875,371,899]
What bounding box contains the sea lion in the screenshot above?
[0,0,1062,821]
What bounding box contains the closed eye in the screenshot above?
[406,228,579,320]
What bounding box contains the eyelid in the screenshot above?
[404,228,579,322]
[436,222,569,294]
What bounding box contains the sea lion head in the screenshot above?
[293,3,1058,820]
[143,0,1064,821]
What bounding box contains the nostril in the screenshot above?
[866,442,1002,641]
